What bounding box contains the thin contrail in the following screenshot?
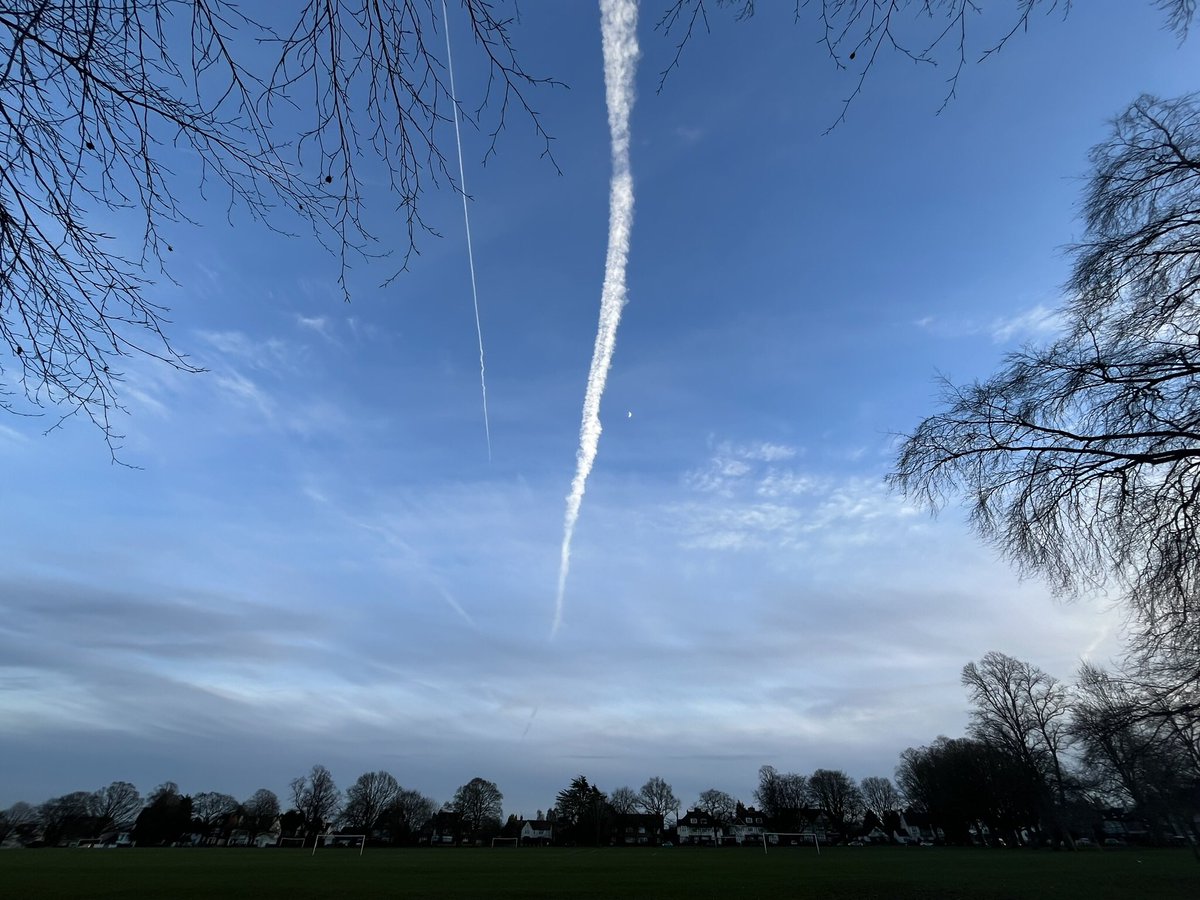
[553,0,640,637]
[441,0,493,461]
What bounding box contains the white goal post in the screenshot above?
[311,833,366,856]
[491,837,519,848]
[278,836,305,848]
[761,832,821,855]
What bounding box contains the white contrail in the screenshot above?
[553,0,640,637]
[441,0,493,461]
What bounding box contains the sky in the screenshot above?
[1,1,1197,820]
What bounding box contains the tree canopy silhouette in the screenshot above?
[893,92,1200,696]
[3,2,1193,451]
[0,1,556,451]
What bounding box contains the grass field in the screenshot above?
[2,846,1196,899]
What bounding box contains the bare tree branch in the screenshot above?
[893,92,1200,724]
[0,1,559,452]
[654,2,1194,130]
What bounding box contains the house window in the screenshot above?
[689,818,697,824]
[701,818,708,825]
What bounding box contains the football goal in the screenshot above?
[762,832,821,855]
[278,836,305,848]
[311,833,366,856]
[490,837,519,848]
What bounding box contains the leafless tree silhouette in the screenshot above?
[894,93,1200,654]
[655,2,1194,127]
[0,1,557,452]
[4,3,1194,453]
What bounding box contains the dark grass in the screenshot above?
[2,846,1197,899]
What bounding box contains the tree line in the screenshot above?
[891,92,1200,836]
[4,650,1196,850]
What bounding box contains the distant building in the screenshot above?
[423,810,462,845]
[767,808,834,842]
[608,812,664,846]
[728,804,766,845]
[898,810,944,845]
[677,808,722,845]
[519,819,553,845]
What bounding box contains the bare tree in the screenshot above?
[609,785,639,815]
[384,787,438,841]
[6,4,1195,451]
[1073,666,1170,802]
[892,93,1200,695]
[242,788,280,841]
[0,801,36,844]
[1122,616,1200,764]
[0,1,557,449]
[963,653,1074,798]
[450,776,503,837]
[191,791,238,841]
[341,770,401,834]
[90,781,142,832]
[859,776,902,824]
[38,791,96,845]
[807,769,863,836]
[637,776,680,824]
[656,2,1194,126]
[962,652,1077,845]
[753,765,809,828]
[695,788,737,844]
[1073,663,1200,848]
[290,764,341,836]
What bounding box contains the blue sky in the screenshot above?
[1,1,1196,819]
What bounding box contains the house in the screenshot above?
[1101,808,1151,845]
[767,808,834,843]
[863,825,891,844]
[519,819,553,846]
[608,813,664,846]
[423,810,462,845]
[677,808,722,845]
[97,831,134,848]
[898,810,943,845]
[728,805,767,845]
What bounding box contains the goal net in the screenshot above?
[761,832,821,855]
[491,837,519,848]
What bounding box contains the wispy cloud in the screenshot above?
[674,442,915,554]
[685,440,802,496]
[0,422,30,445]
[213,370,277,421]
[197,330,295,371]
[296,315,340,346]
[915,303,1065,344]
[988,304,1064,343]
